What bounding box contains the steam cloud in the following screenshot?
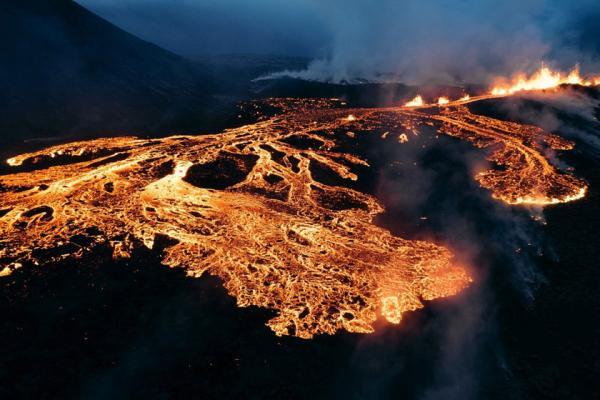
[333,125,549,399]
[81,0,600,85]
[498,91,600,156]
[264,0,600,84]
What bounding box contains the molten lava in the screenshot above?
[0,91,588,338]
[434,106,587,204]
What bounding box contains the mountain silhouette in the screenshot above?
[0,0,215,144]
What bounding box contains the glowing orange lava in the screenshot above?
[433,106,587,204]
[0,92,588,338]
[0,99,472,338]
[404,95,424,107]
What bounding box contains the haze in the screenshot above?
[76,0,600,83]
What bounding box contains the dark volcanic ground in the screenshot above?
[1,91,599,400]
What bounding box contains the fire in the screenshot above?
[405,95,424,107]
[490,64,600,96]
[458,94,470,102]
[437,97,450,105]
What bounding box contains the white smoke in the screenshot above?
[261,0,600,85]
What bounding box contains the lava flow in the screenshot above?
[399,105,587,205]
[0,92,588,338]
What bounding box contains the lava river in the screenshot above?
[0,96,587,338]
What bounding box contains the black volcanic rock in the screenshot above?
[0,0,215,144]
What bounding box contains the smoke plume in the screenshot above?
[265,0,600,84]
[497,91,600,156]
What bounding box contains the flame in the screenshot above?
[437,97,450,105]
[405,95,424,107]
[346,114,356,121]
[458,94,470,102]
[490,64,600,96]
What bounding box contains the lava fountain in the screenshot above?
[490,64,600,96]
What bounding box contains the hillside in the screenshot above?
[0,0,215,144]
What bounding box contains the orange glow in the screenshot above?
[381,296,402,324]
[490,64,600,96]
[0,93,588,338]
[434,106,587,205]
[437,97,450,105]
[405,95,424,107]
[6,157,20,167]
[0,98,472,339]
